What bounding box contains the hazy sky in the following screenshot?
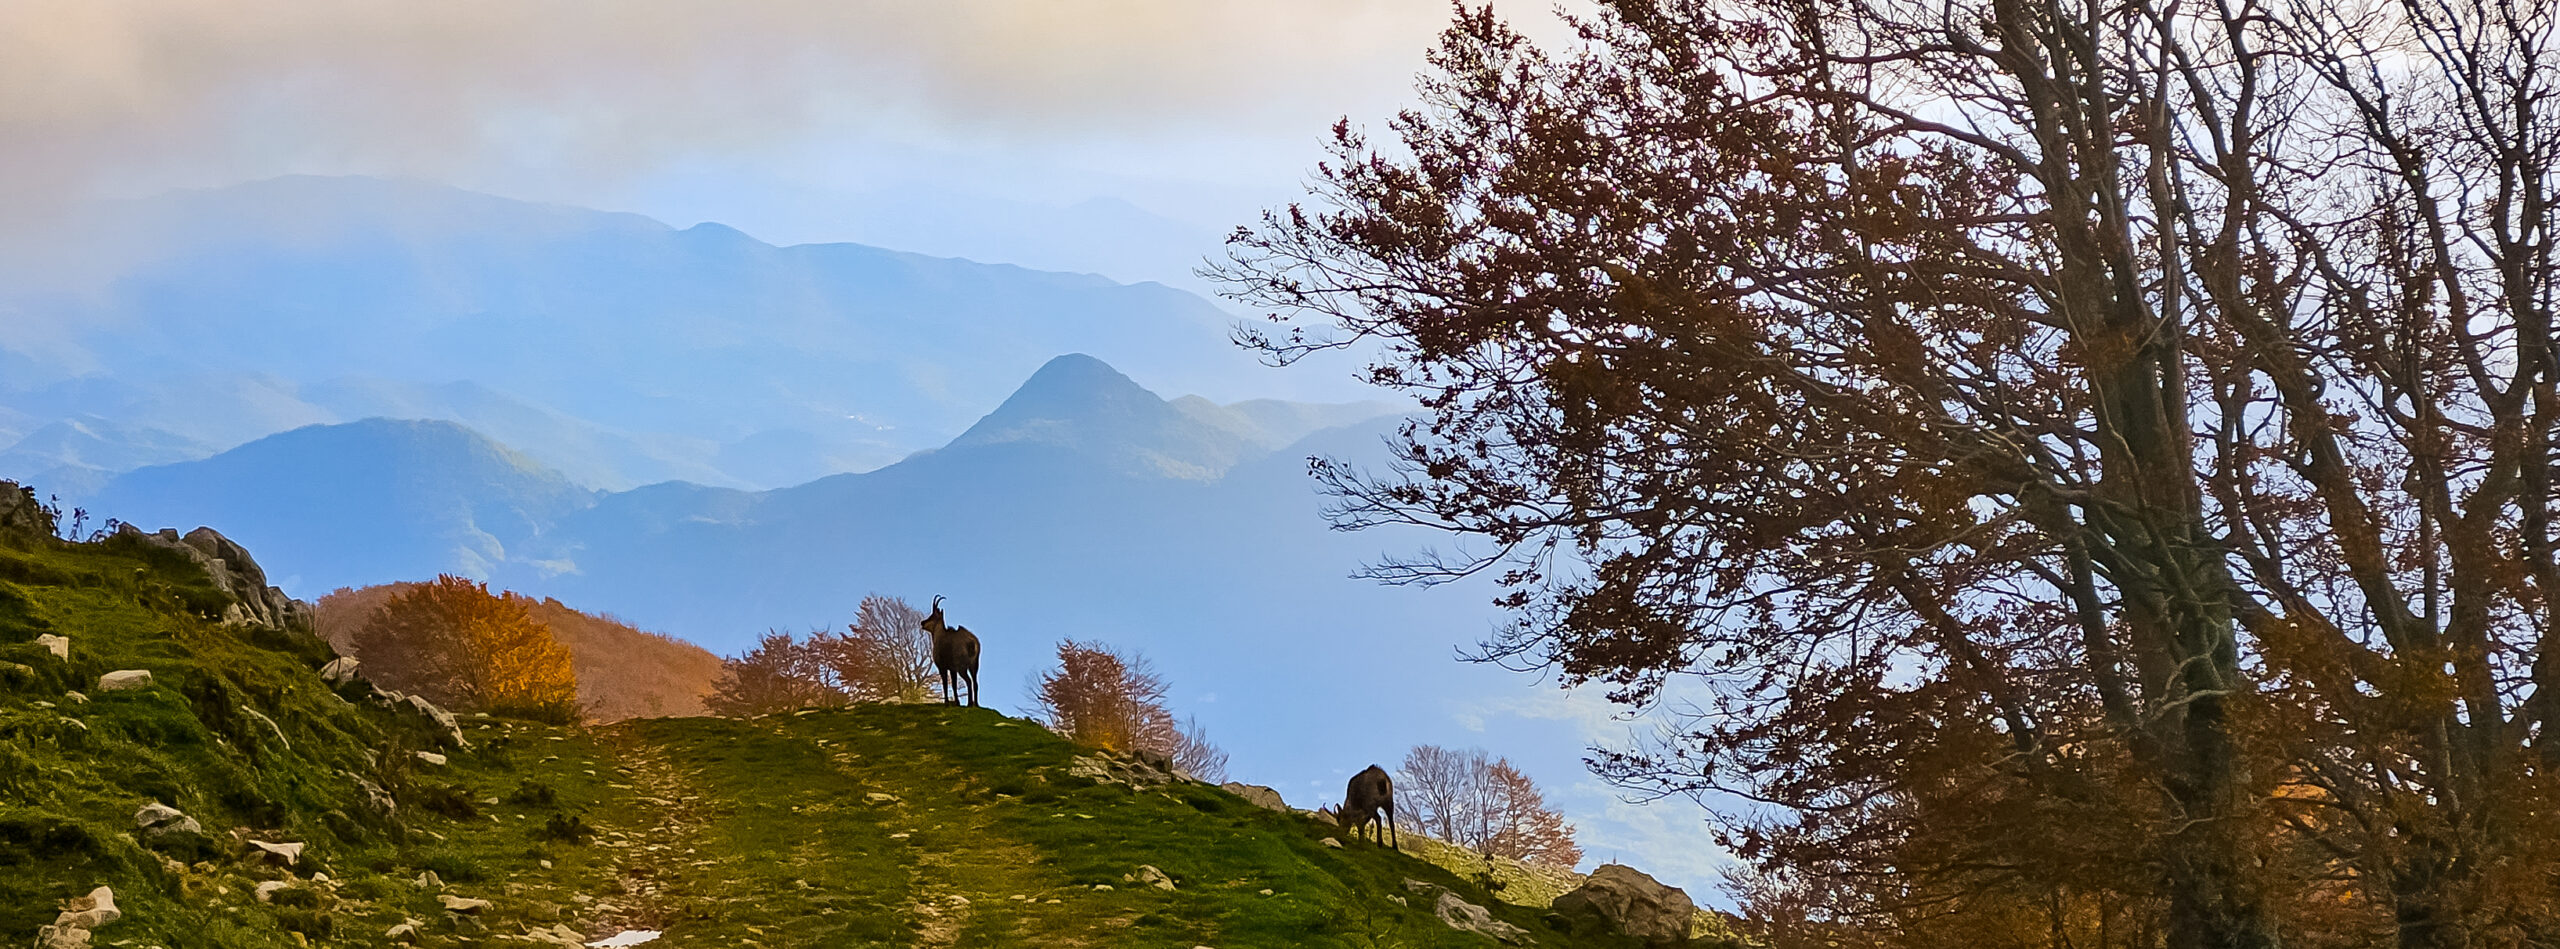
[0,0,1737,900]
[0,0,1573,286]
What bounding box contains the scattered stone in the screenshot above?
[1549,863,1698,946]
[61,691,85,704]
[584,931,661,947]
[521,923,586,946]
[1219,782,1287,811]
[415,751,449,766]
[1403,879,1529,945]
[1258,889,1274,896]
[55,717,83,732]
[245,840,304,866]
[35,634,68,659]
[1321,837,1343,849]
[440,894,492,914]
[1432,891,1532,945]
[133,802,200,836]
[1123,865,1177,891]
[385,920,421,943]
[1092,884,1114,892]
[254,881,292,903]
[35,885,119,949]
[96,670,152,692]
[319,656,361,685]
[863,792,898,804]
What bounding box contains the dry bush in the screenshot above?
[346,575,579,722]
[704,631,846,717]
[1030,639,1228,778]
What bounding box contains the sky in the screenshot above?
[0,0,1738,901]
[0,0,1574,290]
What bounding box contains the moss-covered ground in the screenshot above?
[0,527,1662,948]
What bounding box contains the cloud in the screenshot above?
[0,0,1469,213]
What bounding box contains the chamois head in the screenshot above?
[922,594,947,635]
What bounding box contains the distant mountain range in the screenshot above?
[0,176,1373,493]
[73,354,1552,839]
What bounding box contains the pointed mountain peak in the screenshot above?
[944,355,1260,480]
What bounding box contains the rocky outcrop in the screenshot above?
[1549,863,1697,946]
[1064,751,1181,789]
[111,524,312,631]
[0,481,51,542]
[1219,782,1287,811]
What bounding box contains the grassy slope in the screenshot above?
[1,530,1676,948]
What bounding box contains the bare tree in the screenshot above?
[817,594,935,703]
[1173,715,1230,783]
[1394,744,1580,868]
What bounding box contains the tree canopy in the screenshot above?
[1218,0,2560,945]
[351,574,579,722]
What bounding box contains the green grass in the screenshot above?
[0,527,1672,948]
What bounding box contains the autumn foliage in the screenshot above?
[319,582,720,720]
[1030,639,1227,782]
[1396,744,1580,869]
[1219,0,2560,945]
[344,575,579,722]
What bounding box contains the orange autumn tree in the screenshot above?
[351,574,580,722]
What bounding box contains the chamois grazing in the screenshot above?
[1340,764,1398,848]
[921,595,981,708]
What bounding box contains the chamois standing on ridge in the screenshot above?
[1340,764,1398,848]
[921,595,980,708]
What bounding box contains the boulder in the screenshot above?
[439,894,492,914]
[133,802,201,836]
[254,880,292,903]
[1123,865,1176,891]
[96,670,153,692]
[35,634,68,659]
[1549,863,1698,946]
[246,839,304,866]
[1219,782,1287,811]
[54,887,119,930]
[415,751,449,766]
[318,656,361,685]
